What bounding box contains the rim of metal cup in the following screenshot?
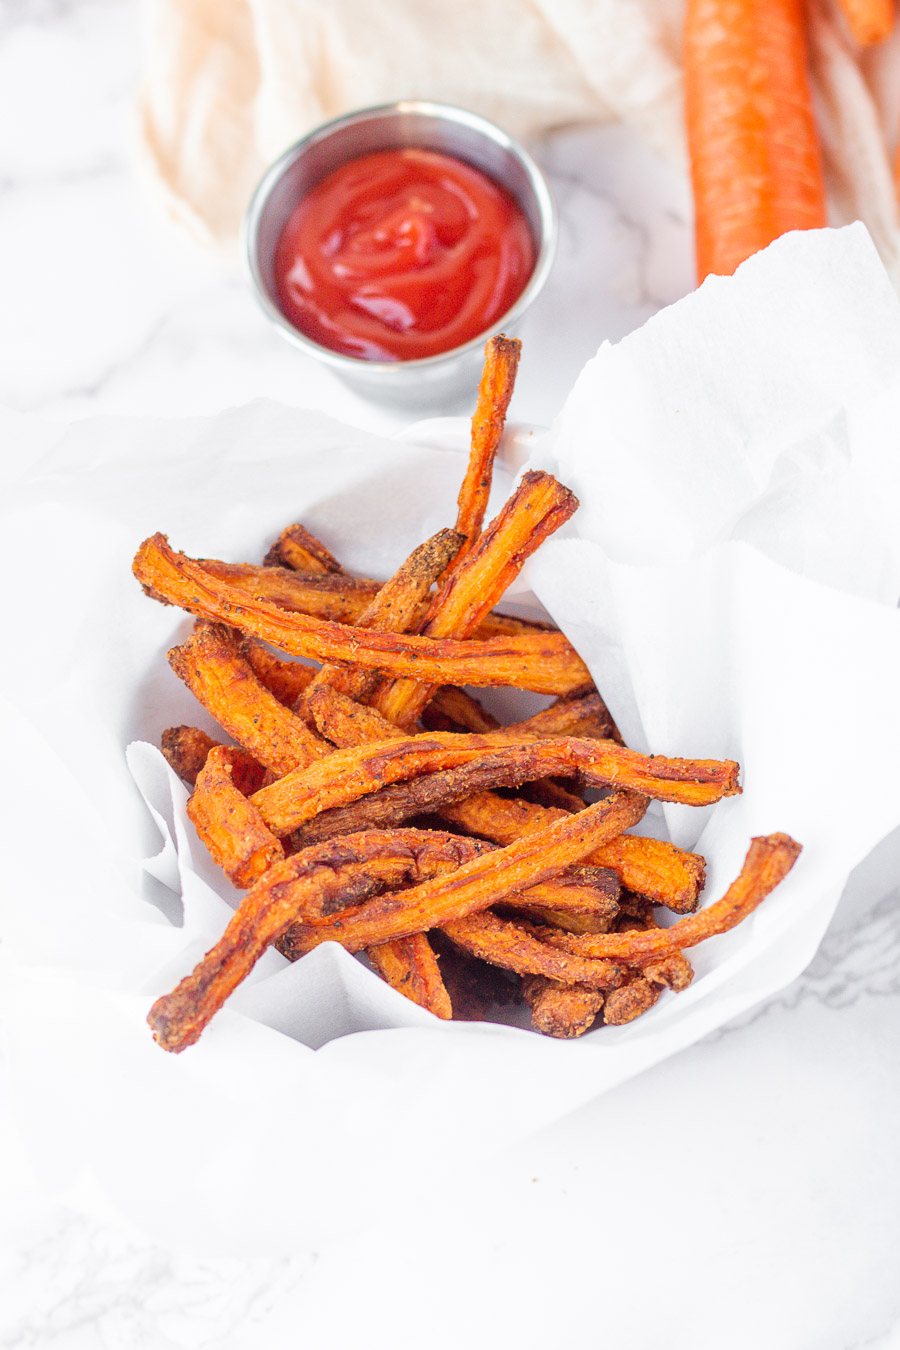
[243,100,557,377]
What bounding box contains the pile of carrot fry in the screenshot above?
[133,337,801,1047]
[686,0,898,280]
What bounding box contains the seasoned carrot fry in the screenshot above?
[455,335,521,553]
[161,725,220,787]
[263,523,343,573]
[187,745,285,888]
[278,792,647,959]
[300,528,462,714]
[685,0,827,281]
[535,833,801,963]
[249,730,740,838]
[366,934,452,1019]
[167,621,325,776]
[602,976,661,1025]
[133,533,591,695]
[521,976,605,1038]
[148,829,488,1052]
[240,638,316,707]
[201,561,548,639]
[298,531,464,1010]
[441,911,626,988]
[373,470,579,726]
[834,0,894,46]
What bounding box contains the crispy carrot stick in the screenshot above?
[263,523,344,573]
[133,533,591,695]
[305,684,708,911]
[441,911,626,989]
[278,791,648,957]
[187,745,285,888]
[520,977,606,1038]
[249,730,740,837]
[297,528,463,1017]
[834,0,894,46]
[455,335,521,553]
[373,470,579,726]
[535,833,801,963]
[366,936,452,1020]
[299,528,462,714]
[167,621,326,776]
[161,725,221,787]
[685,0,827,281]
[147,829,489,1052]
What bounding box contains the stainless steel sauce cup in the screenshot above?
[243,101,557,408]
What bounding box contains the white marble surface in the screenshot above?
[1,2,899,1347]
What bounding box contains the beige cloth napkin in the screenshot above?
[137,0,900,280]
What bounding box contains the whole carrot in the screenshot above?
[685,0,827,281]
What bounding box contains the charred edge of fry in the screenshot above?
[187,745,285,888]
[602,976,662,1025]
[134,534,591,695]
[263,523,344,574]
[367,933,452,1018]
[161,725,220,787]
[148,829,488,1052]
[520,976,605,1038]
[167,620,325,776]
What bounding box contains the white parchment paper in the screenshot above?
[2,225,899,1255]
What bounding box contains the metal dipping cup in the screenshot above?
[243,101,557,409]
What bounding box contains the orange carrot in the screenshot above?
[684,0,827,282]
[834,0,894,46]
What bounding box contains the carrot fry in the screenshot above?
[685,0,827,281]
[521,976,606,1038]
[278,792,647,959]
[455,335,521,552]
[167,621,325,776]
[441,911,627,989]
[263,523,343,573]
[240,639,316,707]
[834,0,894,46]
[602,976,662,1025]
[133,533,591,696]
[366,934,453,1019]
[249,730,740,838]
[300,528,463,714]
[536,833,801,963]
[187,745,285,888]
[148,829,489,1052]
[201,560,549,639]
[373,470,579,726]
[161,725,220,787]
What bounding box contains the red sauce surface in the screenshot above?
[274,148,536,362]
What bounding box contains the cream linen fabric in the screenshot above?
[136,0,687,248]
[136,0,900,279]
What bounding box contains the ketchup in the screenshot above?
[274,149,536,362]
